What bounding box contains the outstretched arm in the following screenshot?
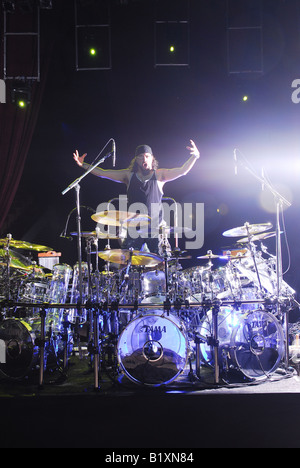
[73,150,130,185]
[156,140,200,183]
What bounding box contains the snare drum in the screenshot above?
[140,270,166,304]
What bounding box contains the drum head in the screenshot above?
[117,312,187,386]
[0,319,38,379]
[199,307,241,366]
[231,310,285,380]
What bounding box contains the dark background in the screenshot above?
[1,0,300,297]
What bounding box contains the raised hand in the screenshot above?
[73,149,87,167]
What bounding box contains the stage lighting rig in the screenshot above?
[39,0,52,8]
[2,1,15,12]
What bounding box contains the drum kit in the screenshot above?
[0,215,297,389]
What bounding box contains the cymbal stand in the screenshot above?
[92,305,101,390]
[171,247,182,300]
[236,155,292,367]
[207,259,214,301]
[120,249,133,300]
[212,301,220,384]
[245,225,263,294]
[3,234,12,304]
[38,306,46,387]
[162,197,179,249]
[162,245,170,307]
[259,177,291,367]
[84,236,94,300]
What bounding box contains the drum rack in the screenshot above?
[0,295,293,390]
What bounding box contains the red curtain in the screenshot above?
[0,83,42,234]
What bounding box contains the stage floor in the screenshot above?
[0,352,299,449]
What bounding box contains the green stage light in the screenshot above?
[17,100,26,108]
[11,84,31,109]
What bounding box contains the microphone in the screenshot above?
[234,148,237,175]
[112,140,116,167]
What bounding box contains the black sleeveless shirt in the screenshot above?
[127,171,163,236]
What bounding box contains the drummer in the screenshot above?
[73,140,200,255]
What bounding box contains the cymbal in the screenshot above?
[222,222,272,238]
[70,231,119,239]
[0,239,52,252]
[92,210,150,227]
[98,249,163,267]
[169,255,192,261]
[237,231,281,243]
[197,250,220,260]
[168,248,191,261]
[0,249,32,270]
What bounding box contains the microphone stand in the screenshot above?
[62,142,115,303]
[236,155,292,367]
[62,141,115,390]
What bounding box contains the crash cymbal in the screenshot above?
[222,222,272,238]
[0,249,32,270]
[0,239,53,252]
[92,210,150,227]
[70,231,119,239]
[98,249,163,267]
[237,231,281,243]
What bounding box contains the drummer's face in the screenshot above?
[136,153,153,171]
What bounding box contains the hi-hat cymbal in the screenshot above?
[98,249,163,267]
[70,231,119,239]
[92,210,150,227]
[0,239,52,252]
[159,226,193,235]
[222,222,273,238]
[197,250,220,260]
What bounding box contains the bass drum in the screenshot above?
[0,318,40,380]
[198,306,242,366]
[198,308,284,380]
[117,311,188,386]
[230,309,285,380]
